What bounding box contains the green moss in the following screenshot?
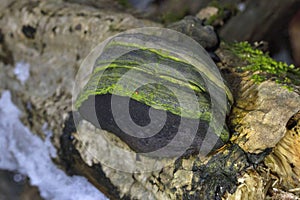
[161,10,188,24]
[117,0,130,8]
[204,1,237,26]
[204,6,225,26]
[204,15,216,26]
[230,41,300,90]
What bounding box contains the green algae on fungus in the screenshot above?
[75,28,233,155]
[230,41,300,90]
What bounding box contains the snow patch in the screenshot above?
[237,3,246,12]
[14,61,30,85]
[0,91,108,200]
[42,122,57,158]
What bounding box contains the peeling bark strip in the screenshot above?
[265,110,300,191]
[60,113,123,200]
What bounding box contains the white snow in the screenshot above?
[0,90,108,200]
[237,3,246,12]
[13,61,30,85]
[41,122,57,158]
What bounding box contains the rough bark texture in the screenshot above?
[0,0,159,148]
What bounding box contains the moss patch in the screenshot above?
[161,8,189,24]
[116,0,130,8]
[230,42,300,90]
[204,1,237,26]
